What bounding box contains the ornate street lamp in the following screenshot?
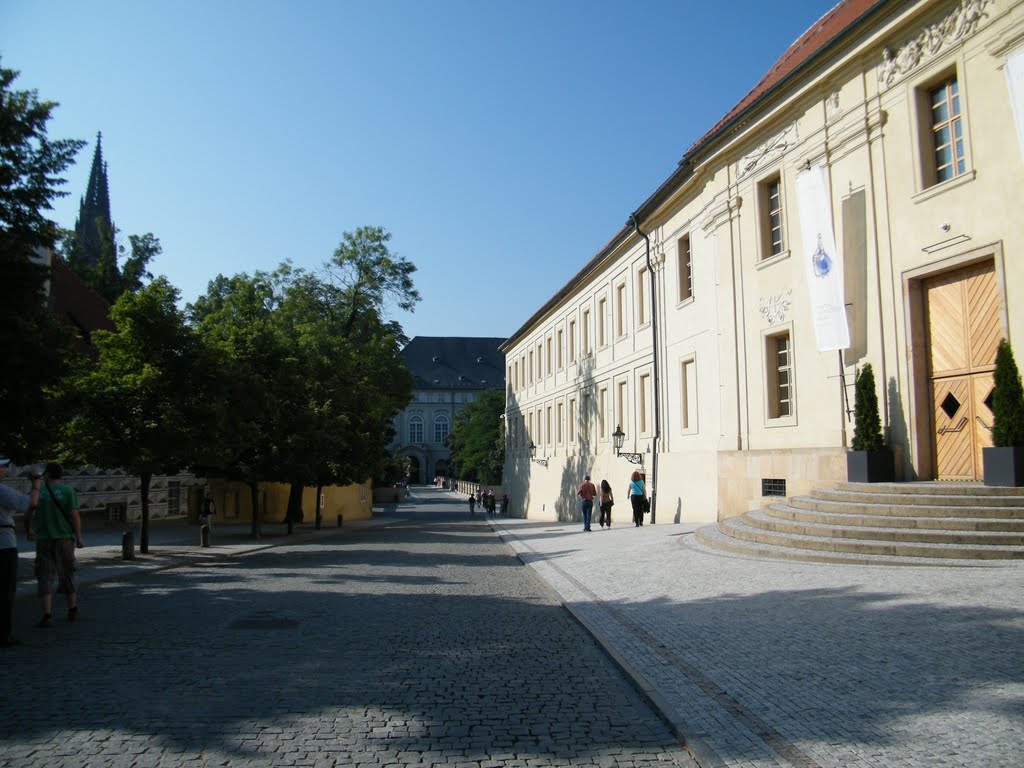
[528,441,548,467]
[611,425,643,465]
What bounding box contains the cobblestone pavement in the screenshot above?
[484,492,1024,768]
[0,492,696,768]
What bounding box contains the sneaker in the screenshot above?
[68,607,79,622]
[35,614,52,628]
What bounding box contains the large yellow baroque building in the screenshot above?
[501,0,1024,524]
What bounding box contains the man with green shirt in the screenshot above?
[25,462,84,627]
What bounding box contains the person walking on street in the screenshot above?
[577,474,597,532]
[598,478,614,529]
[628,470,646,527]
[468,493,476,515]
[0,457,40,647]
[199,491,215,530]
[500,493,509,516]
[25,462,84,627]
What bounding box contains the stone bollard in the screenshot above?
[121,529,135,560]
[337,514,343,527]
[200,524,211,548]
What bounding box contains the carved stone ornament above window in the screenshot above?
[877,0,991,89]
[826,91,842,124]
[759,290,793,325]
[737,122,798,181]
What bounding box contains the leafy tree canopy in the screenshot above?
[447,388,506,484]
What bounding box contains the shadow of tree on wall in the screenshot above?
[888,376,911,480]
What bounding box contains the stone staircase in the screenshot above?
[693,482,1024,566]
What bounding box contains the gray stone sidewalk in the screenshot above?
[482,501,1024,768]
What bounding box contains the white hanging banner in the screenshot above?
[795,165,850,352]
[1005,46,1024,161]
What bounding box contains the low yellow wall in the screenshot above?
[205,480,372,524]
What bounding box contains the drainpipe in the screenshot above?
[630,214,660,524]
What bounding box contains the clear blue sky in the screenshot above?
[3,0,838,341]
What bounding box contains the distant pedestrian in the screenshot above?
[500,493,509,516]
[577,474,597,532]
[199,490,215,531]
[25,462,84,627]
[487,492,496,515]
[468,493,476,515]
[598,479,614,528]
[628,470,646,527]
[0,457,40,647]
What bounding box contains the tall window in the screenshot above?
[616,283,626,337]
[529,350,534,383]
[537,343,543,379]
[598,387,608,440]
[767,332,792,418]
[598,298,607,347]
[546,337,552,376]
[569,397,577,444]
[569,319,577,362]
[637,267,648,325]
[930,77,965,183]
[557,329,564,370]
[556,401,564,444]
[761,175,784,259]
[546,406,552,446]
[678,235,693,302]
[582,309,591,355]
[616,380,628,434]
[409,415,424,443]
[681,357,696,431]
[639,373,651,434]
[434,415,450,444]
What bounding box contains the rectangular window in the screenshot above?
[598,387,608,440]
[616,283,626,337]
[508,365,513,390]
[569,397,577,444]
[677,235,693,302]
[761,175,784,259]
[637,267,648,325]
[639,373,651,435]
[582,309,591,355]
[529,350,534,384]
[546,406,552,446]
[767,331,792,418]
[598,298,607,347]
[537,343,543,379]
[557,329,564,370]
[556,401,564,444]
[569,319,577,362]
[681,357,696,431]
[762,478,787,497]
[930,77,965,183]
[546,337,552,376]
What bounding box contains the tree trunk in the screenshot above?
[140,471,152,554]
[248,480,261,540]
[286,481,304,534]
[315,484,323,529]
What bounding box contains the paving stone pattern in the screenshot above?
[488,500,1024,768]
[0,497,696,768]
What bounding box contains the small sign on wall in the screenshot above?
[320,493,325,509]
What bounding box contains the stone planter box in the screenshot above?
[846,449,894,483]
[983,446,1024,487]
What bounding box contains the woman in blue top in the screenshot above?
[628,470,646,527]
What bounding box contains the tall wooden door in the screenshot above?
[926,261,1000,480]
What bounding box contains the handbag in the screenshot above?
[642,497,651,514]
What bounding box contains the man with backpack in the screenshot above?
[25,462,84,627]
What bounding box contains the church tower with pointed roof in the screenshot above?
[69,132,114,271]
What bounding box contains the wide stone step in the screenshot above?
[690,524,1018,568]
[789,495,1024,519]
[747,508,1024,546]
[834,482,1024,497]
[715,515,1024,560]
[766,503,1024,532]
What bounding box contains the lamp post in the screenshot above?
[611,425,644,465]
[528,441,548,467]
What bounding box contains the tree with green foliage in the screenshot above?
[0,60,85,459]
[851,363,884,452]
[992,339,1024,448]
[58,278,220,552]
[447,388,506,484]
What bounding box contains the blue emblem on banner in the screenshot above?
[811,233,832,278]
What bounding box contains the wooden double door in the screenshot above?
[926,261,1000,481]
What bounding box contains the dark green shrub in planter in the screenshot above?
[983,339,1024,486]
[848,363,893,482]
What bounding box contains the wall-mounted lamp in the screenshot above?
[528,441,548,467]
[611,425,644,465]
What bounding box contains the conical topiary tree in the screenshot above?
[851,363,884,452]
[991,339,1024,448]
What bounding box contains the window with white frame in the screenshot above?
[582,309,591,355]
[598,386,608,440]
[639,373,651,435]
[766,331,793,419]
[556,401,564,444]
[557,328,564,370]
[537,342,543,379]
[434,415,450,444]
[928,75,966,185]
[616,380,628,435]
[616,283,627,337]
[680,356,697,431]
[637,266,648,325]
[598,297,607,347]
[529,349,534,383]
[546,405,552,446]
[760,174,785,260]
[546,337,553,376]
[569,319,577,362]
[677,234,693,302]
[408,415,424,443]
[569,397,577,444]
